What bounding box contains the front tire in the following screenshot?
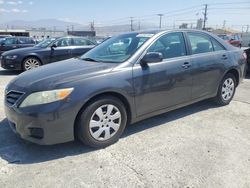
[22,57,41,71]
[214,73,236,105]
[76,96,127,148]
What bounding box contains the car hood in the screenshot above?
[8,58,118,91]
[2,46,43,56]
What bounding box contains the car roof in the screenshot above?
[120,29,216,36]
[62,36,92,39]
[3,36,31,39]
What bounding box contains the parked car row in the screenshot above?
[0,36,37,55]
[243,47,250,72]
[218,33,242,48]
[4,29,247,148]
[0,36,96,71]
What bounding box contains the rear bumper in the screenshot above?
[4,100,80,145]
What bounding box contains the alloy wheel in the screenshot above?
[24,58,40,70]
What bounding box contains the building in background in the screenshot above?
[28,28,66,39]
[179,23,188,29]
[196,19,203,30]
[67,31,96,38]
[0,29,29,36]
[242,33,250,47]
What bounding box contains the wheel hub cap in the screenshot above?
[89,104,121,141]
[221,78,235,101]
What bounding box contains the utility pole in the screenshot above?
[203,4,208,30]
[130,17,134,31]
[246,25,249,33]
[90,21,95,31]
[223,20,226,29]
[157,14,164,29]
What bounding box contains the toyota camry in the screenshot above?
[4,29,247,148]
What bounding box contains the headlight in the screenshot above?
[20,88,74,108]
[5,55,18,60]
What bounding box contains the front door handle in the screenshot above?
[182,62,191,69]
[222,54,228,60]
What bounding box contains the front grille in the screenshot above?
[5,90,24,106]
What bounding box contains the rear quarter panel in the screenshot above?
[227,48,246,82]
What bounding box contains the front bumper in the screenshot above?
[0,57,22,70]
[4,99,81,145]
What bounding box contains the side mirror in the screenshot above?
[51,43,57,49]
[140,52,163,67]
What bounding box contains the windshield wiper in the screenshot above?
[81,57,99,62]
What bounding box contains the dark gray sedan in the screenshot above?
[4,29,247,148]
[0,36,96,71]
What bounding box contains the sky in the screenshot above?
[0,0,249,30]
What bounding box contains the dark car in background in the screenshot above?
[0,36,36,55]
[243,47,250,72]
[4,30,246,148]
[0,35,12,38]
[218,34,242,48]
[0,36,96,71]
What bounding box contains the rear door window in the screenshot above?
[211,38,225,51]
[187,32,213,54]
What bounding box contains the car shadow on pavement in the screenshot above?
[0,100,218,165]
[0,70,22,76]
[123,100,217,138]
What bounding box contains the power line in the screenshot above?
[208,1,250,5]
[95,5,203,25]
[209,7,250,10]
[88,2,250,31]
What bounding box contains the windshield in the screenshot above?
[35,39,55,48]
[80,33,153,63]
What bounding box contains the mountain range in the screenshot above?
[0,19,158,35]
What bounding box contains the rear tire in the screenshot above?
[76,96,127,148]
[214,73,236,106]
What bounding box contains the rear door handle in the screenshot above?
[182,62,191,69]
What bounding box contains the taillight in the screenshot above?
[243,52,247,61]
